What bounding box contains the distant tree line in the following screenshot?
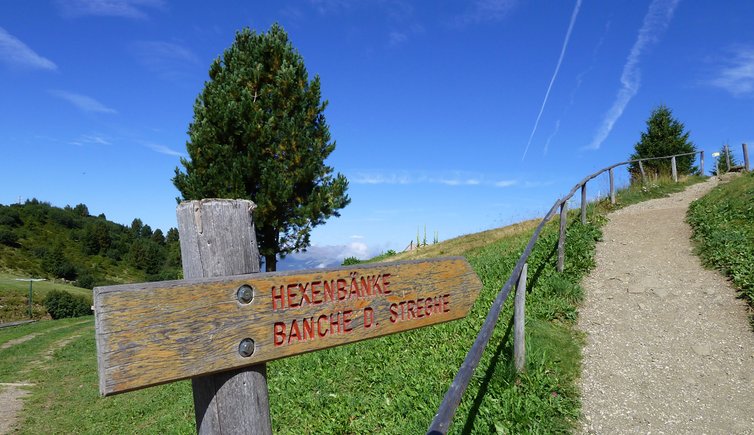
[0,199,182,288]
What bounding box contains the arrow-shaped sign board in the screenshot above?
[95,257,482,396]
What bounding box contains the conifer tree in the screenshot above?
[629,105,697,178]
[173,24,350,271]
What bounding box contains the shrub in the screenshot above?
[44,290,92,319]
[342,256,361,266]
[76,272,96,289]
[0,226,19,246]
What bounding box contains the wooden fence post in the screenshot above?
[177,199,272,435]
[580,183,587,225]
[638,160,646,184]
[557,202,567,273]
[743,143,750,172]
[671,156,678,182]
[609,168,616,205]
[700,151,704,176]
[725,144,731,172]
[513,263,528,373]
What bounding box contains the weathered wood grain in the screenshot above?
[639,160,646,184]
[557,202,567,273]
[513,263,527,373]
[175,199,270,435]
[700,151,705,176]
[743,143,750,172]
[671,156,678,182]
[95,257,482,396]
[580,184,587,225]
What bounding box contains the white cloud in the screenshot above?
[69,134,111,146]
[277,241,384,271]
[145,143,183,157]
[521,0,581,160]
[50,90,117,114]
[439,178,481,186]
[56,0,165,19]
[351,172,413,185]
[709,47,754,97]
[587,0,679,150]
[351,170,522,188]
[494,180,518,187]
[0,27,57,71]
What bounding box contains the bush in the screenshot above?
[341,256,361,266]
[76,272,96,289]
[0,226,19,246]
[44,290,92,319]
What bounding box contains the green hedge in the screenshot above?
[43,290,92,319]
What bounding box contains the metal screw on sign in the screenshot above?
[236,285,255,304]
[238,338,255,357]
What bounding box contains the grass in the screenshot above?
[0,272,92,322]
[687,172,754,320]
[1,174,706,433]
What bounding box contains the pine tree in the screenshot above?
[629,105,697,179]
[711,144,739,175]
[173,24,350,271]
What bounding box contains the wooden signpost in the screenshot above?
[94,199,480,434]
[95,256,481,396]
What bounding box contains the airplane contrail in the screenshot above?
[587,0,680,150]
[521,0,582,161]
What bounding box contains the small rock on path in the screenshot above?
[579,178,754,434]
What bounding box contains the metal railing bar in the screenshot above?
[426,150,702,434]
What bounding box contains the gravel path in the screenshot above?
[579,177,754,434]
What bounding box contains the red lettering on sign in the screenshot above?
[364,307,374,328]
[302,317,314,340]
[330,312,341,334]
[323,280,334,302]
[317,314,329,337]
[388,295,452,324]
[272,285,285,310]
[349,276,361,299]
[311,281,322,304]
[343,310,353,332]
[273,322,286,346]
[287,283,299,308]
[288,320,301,344]
[337,279,348,300]
[382,273,391,294]
[298,282,311,306]
[416,298,425,318]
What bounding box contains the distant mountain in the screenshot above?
[0,199,182,289]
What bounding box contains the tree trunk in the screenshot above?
[265,253,277,272]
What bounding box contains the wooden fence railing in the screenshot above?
[426,149,716,434]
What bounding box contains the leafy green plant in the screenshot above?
[687,172,754,314]
[43,290,92,319]
[341,256,361,266]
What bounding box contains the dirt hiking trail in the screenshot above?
[579,177,754,434]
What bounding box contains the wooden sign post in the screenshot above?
[93,199,482,432]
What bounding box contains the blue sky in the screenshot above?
[1,0,753,269]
